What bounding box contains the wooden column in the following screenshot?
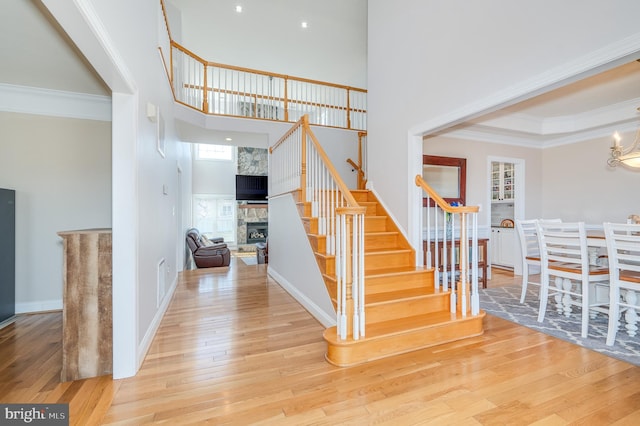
[57,228,112,382]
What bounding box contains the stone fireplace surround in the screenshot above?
[236,147,268,252]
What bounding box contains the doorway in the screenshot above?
[487,156,525,276]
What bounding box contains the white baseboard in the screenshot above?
[268,267,336,328]
[136,274,179,369]
[15,299,63,314]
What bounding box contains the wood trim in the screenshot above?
[422,155,466,207]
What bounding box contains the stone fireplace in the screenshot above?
[236,147,269,251]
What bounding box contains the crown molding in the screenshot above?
[0,83,111,121]
[410,32,640,138]
[444,119,640,149]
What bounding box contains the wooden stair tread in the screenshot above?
[309,231,400,239]
[365,248,413,254]
[324,310,485,343]
[364,287,439,304]
[365,266,432,276]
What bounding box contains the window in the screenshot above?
[196,144,233,161]
[193,195,236,243]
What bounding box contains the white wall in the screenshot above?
[368,0,640,238]
[542,133,640,223]
[177,110,361,189]
[423,135,544,225]
[424,132,640,227]
[192,147,236,195]
[42,0,189,378]
[0,112,111,312]
[168,0,367,88]
[267,193,336,327]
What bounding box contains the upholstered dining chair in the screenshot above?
[515,218,561,303]
[603,222,640,346]
[536,221,609,338]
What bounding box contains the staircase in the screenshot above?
[296,188,485,367]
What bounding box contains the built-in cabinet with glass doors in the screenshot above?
[490,161,516,269]
[491,162,515,202]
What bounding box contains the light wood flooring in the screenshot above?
[2,262,640,425]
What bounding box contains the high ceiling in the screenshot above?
[3,1,640,148]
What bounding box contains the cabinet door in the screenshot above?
[502,163,515,201]
[491,162,516,202]
[499,228,516,267]
[490,229,500,265]
[491,163,501,201]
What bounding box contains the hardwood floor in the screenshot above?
[2,260,640,424]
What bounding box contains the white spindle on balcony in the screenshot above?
[170,43,366,131]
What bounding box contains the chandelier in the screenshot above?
[608,108,640,169]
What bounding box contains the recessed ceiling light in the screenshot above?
[225,137,233,141]
[301,21,308,29]
[235,5,242,13]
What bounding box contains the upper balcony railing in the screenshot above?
[159,2,366,131]
[170,43,367,131]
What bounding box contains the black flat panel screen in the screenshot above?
[236,175,268,201]
[0,188,15,323]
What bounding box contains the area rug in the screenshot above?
[240,257,258,265]
[479,285,640,366]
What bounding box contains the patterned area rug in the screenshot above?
[480,285,640,366]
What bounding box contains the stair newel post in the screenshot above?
[300,115,308,205]
[357,211,365,337]
[345,210,356,339]
[202,62,209,113]
[449,209,456,313]
[458,212,469,316]
[471,212,480,316]
[336,206,366,340]
[343,212,360,340]
[336,210,348,339]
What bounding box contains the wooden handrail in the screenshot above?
[159,0,172,41]
[415,175,478,214]
[157,47,176,100]
[305,120,363,209]
[181,83,367,114]
[170,40,207,65]
[270,117,305,153]
[170,40,366,94]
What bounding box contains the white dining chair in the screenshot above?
[515,218,561,303]
[603,222,640,346]
[536,221,609,338]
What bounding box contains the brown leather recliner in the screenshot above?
[186,228,230,268]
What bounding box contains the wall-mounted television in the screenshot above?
[235,174,268,201]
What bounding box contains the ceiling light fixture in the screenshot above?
[235,5,242,13]
[301,21,308,29]
[609,108,640,169]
